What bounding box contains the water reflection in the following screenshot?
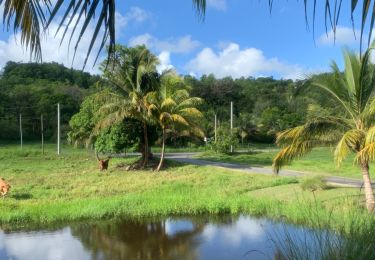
[0,215,320,260]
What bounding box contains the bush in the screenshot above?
[209,125,239,154]
[300,176,328,191]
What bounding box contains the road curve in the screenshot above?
[163,153,372,188]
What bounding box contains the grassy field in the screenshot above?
[0,144,371,230]
[196,147,375,179]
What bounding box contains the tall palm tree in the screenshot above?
[97,45,159,167]
[273,45,375,213]
[146,72,204,171]
[2,0,375,66]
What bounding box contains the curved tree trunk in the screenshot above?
[156,128,166,172]
[360,162,375,213]
[142,122,149,168]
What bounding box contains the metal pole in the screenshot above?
[57,103,61,155]
[19,113,23,150]
[41,114,44,155]
[214,113,217,143]
[230,102,233,153]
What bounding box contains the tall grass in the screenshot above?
[269,198,375,260]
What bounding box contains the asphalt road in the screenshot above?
[162,152,372,188]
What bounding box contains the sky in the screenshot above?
[0,0,368,80]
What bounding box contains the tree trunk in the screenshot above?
[156,128,166,172]
[142,122,149,168]
[360,162,375,213]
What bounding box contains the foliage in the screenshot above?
[95,120,142,153]
[146,71,204,170]
[0,62,98,141]
[273,45,375,212]
[300,176,328,191]
[209,125,239,154]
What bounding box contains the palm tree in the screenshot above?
[273,45,375,213]
[97,45,159,167]
[2,0,375,66]
[146,72,204,171]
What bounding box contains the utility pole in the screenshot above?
[41,114,44,155]
[19,113,23,150]
[230,101,233,153]
[57,103,61,155]
[214,113,217,143]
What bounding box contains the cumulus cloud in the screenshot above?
[318,26,359,46]
[116,7,150,35]
[129,34,200,54]
[207,0,227,10]
[186,43,307,80]
[157,51,174,73]
[0,6,149,73]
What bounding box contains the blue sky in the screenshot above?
[0,0,367,79]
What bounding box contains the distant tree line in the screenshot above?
[0,59,338,145]
[0,62,100,141]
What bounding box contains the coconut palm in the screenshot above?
[146,72,204,171]
[273,45,375,212]
[2,0,375,66]
[96,45,159,167]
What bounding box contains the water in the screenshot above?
[0,215,329,260]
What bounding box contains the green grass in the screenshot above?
[196,147,374,179]
[0,144,371,230]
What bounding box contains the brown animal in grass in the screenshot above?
[96,152,111,171]
[0,178,11,198]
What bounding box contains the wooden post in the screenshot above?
[41,114,44,155]
[19,113,23,150]
[57,103,61,155]
[230,102,233,153]
[214,113,217,143]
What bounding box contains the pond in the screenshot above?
[0,215,333,260]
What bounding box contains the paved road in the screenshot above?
[162,153,372,188]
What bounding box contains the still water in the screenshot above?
[0,215,324,260]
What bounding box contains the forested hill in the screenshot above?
[0,62,100,141]
[0,61,100,89]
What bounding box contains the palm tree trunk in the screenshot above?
[360,162,375,213]
[142,122,149,168]
[156,128,166,172]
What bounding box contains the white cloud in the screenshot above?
[116,7,150,31]
[186,43,308,80]
[0,6,150,73]
[129,34,200,54]
[207,0,227,10]
[318,26,359,46]
[157,51,174,73]
[0,16,104,74]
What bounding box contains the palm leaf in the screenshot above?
[335,129,366,166]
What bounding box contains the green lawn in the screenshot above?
[196,147,374,179]
[0,144,371,231]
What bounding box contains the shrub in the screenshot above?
[209,125,239,154]
[300,176,328,191]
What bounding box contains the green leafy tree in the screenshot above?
[273,46,375,213]
[146,72,204,171]
[210,124,239,154]
[97,45,159,167]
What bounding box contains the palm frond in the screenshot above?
[366,125,375,144]
[357,141,375,164]
[1,0,50,61]
[273,140,315,174]
[335,129,366,166]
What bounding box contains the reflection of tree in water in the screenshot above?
[70,218,207,259]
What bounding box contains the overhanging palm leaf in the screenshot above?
[273,46,375,212]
